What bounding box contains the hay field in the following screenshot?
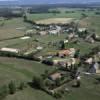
[35,18,74,24]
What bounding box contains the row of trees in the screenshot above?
[0,81,26,100]
[0,8,24,18]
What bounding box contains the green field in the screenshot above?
[0,18,31,40]
[0,57,100,100]
[79,16,100,35]
[27,8,98,21]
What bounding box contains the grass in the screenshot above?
[0,57,54,86]
[27,8,98,21]
[0,8,100,100]
[0,57,100,100]
[0,58,100,100]
[0,18,31,40]
[65,41,100,55]
[79,16,100,36]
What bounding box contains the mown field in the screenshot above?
[0,18,31,40]
[0,7,100,100]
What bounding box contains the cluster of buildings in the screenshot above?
[25,23,76,36]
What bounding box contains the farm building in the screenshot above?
[49,30,59,35]
[36,46,43,50]
[53,58,78,68]
[25,30,36,36]
[85,57,93,64]
[57,48,75,57]
[64,39,69,43]
[38,31,48,36]
[20,36,30,40]
[49,72,62,81]
[68,33,75,39]
[0,47,19,53]
[78,28,86,32]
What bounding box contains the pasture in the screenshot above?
[0,18,31,40]
[0,57,100,100]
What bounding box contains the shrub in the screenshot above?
[53,91,62,99]
[32,76,45,89]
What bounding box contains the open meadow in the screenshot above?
[0,57,100,100]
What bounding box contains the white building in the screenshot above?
[49,30,58,35]
[78,28,86,32]
[0,47,19,53]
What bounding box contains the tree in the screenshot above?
[73,80,81,88]
[53,91,62,99]
[70,21,76,29]
[32,76,44,89]
[55,78,61,86]
[59,40,65,50]
[23,14,27,22]
[8,81,16,94]
[41,70,49,79]
[81,13,88,19]
[19,82,25,90]
[74,49,80,58]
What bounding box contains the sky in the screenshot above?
[0,0,100,4]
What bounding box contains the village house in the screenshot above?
[68,33,76,40]
[53,58,78,68]
[25,30,35,36]
[89,62,99,73]
[48,25,62,35]
[57,48,76,58]
[49,30,59,35]
[86,37,95,43]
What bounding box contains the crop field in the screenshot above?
[35,18,74,24]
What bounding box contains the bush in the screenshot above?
[53,91,62,99]
[8,81,16,94]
